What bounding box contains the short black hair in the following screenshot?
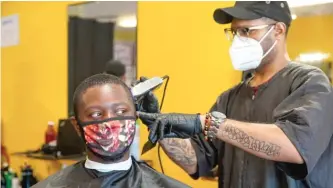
[73,73,133,117]
[105,60,126,77]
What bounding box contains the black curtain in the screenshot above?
[68,16,115,116]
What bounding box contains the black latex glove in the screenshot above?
[133,77,160,117]
[137,112,203,144]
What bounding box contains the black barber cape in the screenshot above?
[191,62,333,188]
[32,157,190,188]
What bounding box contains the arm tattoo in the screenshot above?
[159,138,197,171]
[222,124,281,157]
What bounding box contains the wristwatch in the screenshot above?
[205,111,226,141]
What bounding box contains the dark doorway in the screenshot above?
[67,16,115,116]
[67,2,137,116]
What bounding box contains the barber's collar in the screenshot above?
[85,157,132,172]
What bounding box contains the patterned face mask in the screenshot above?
[77,116,136,161]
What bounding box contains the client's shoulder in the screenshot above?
[135,160,191,188]
[31,161,88,188]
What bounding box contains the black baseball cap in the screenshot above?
[213,1,292,26]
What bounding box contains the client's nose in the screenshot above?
[98,122,110,134]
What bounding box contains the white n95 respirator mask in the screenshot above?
[229,26,277,71]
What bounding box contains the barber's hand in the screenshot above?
[138,112,203,143]
[133,77,160,115]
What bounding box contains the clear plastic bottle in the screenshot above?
[11,173,20,188]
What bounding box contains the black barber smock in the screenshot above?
[32,157,190,188]
[191,62,333,188]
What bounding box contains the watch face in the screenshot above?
[211,111,226,119]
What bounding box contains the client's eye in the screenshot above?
[91,111,102,118]
[116,109,127,115]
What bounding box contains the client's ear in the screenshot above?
[70,116,82,137]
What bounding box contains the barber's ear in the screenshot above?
[70,116,82,137]
[275,22,286,40]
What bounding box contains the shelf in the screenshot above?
[11,152,85,161]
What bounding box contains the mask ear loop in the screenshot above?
[258,25,275,43]
[262,41,277,59]
[259,25,278,59]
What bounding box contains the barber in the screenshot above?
[137,1,333,188]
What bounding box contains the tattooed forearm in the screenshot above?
[159,138,197,174]
[222,124,281,157]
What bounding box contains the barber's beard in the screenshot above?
[257,37,277,71]
[80,119,136,162]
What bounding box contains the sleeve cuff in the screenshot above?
[275,121,308,179]
[189,136,217,179]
